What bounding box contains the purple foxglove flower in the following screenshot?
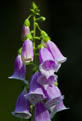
[46,40,67,63]
[21,26,30,40]
[34,102,51,121]
[8,55,27,84]
[12,90,32,119]
[39,48,61,78]
[25,72,46,105]
[21,39,34,63]
[50,96,68,119]
[44,84,61,109]
[37,72,58,86]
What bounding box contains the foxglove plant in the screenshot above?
[9,2,68,121]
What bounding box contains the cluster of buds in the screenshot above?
[9,2,68,121]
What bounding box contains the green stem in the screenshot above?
[36,23,42,32]
[33,16,36,50]
[28,14,32,19]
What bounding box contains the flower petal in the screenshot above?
[46,40,67,63]
[12,90,31,119]
[39,60,61,79]
[21,26,30,40]
[8,55,27,83]
[50,96,68,118]
[44,85,61,109]
[37,72,58,86]
[39,48,54,63]
[34,102,51,121]
[25,72,45,105]
[21,39,34,63]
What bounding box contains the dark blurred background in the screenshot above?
[0,0,82,121]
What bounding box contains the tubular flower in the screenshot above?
[34,102,51,121]
[21,39,34,63]
[44,84,62,108]
[50,96,68,119]
[39,48,61,78]
[21,26,30,40]
[46,40,67,63]
[37,72,58,86]
[25,72,46,105]
[12,90,32,119]
[8,55,27,83]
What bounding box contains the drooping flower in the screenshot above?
[21,26,30,40]
[8,55,27,84]
[12,90,32,119]
[50,96,68,119]
[25,72,46,105]
[21,39,34,63]
[37,72,58,86]
[44,84,62,109]
[39,48,61,78]
[34,102,51,121]
[46,40,67,63]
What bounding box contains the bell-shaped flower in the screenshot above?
[8,55,27,84]
[39,48,61,79]
[37,72,58,87]
[46,40,67,63]
[44,84,62,109]
[21,39,34,63]
[34,102,51,121]
[50,96,68,119]
[12,90,32,119]
[21,26,30,40]
[25,72,46,105]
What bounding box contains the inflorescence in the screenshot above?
[9,2,68,121]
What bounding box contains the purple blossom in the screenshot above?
[12,90,32,119]
[25,72,46,105]
[50,96,68,119]
[34,102,51,121]
[21,26,30,40]
[37,72,58,86]
[9,55,27,84]
[21,39,34,63]
[44,84,62,109]
[39,48,61,78]
[46,40,67,63]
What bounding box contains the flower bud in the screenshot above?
[21,25,30,40]
[21,39,34,63]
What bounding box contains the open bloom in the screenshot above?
[37,72,58,87]
[34,102,51,121]
[21,39,34,63]
[50,96,68,119]
[25,72,46,105]
[21,26,30,40]
[39,48,61,78]
[8,55,27,83]
[12,90,32,119]
[46,40,67,63]
[44,84,62,109]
